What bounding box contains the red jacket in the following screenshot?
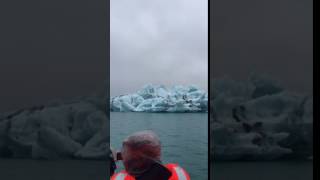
[111,163,190,180]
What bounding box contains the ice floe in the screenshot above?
[110,84,208,112]
[0,96,109,160]
[211,76,313,160]
[0,76,313,160]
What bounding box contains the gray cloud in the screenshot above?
[211,0,313,94]
[111,0,208,96]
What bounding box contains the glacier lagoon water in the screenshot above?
[0,159,312,180]
[110,112,208,180]
[213,161,312,180]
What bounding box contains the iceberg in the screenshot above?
[0,96,109,160]
[211,75,313,161]
[0,76,313,161]
[110,84,208,112]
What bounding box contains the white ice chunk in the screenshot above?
[111,85,208,112]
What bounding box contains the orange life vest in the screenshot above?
[111,163,190,180]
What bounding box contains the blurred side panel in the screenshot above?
[0,0,109,180]
[210,0,313,179]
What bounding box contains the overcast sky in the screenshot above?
[111,0,208,96]
[211,0,313,94]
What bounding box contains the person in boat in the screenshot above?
[111,130,190,180]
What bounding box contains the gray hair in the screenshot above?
[123,130,161,161]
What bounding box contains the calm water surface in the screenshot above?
[212,161,313,180]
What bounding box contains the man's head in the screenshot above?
[121,130,161,176]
